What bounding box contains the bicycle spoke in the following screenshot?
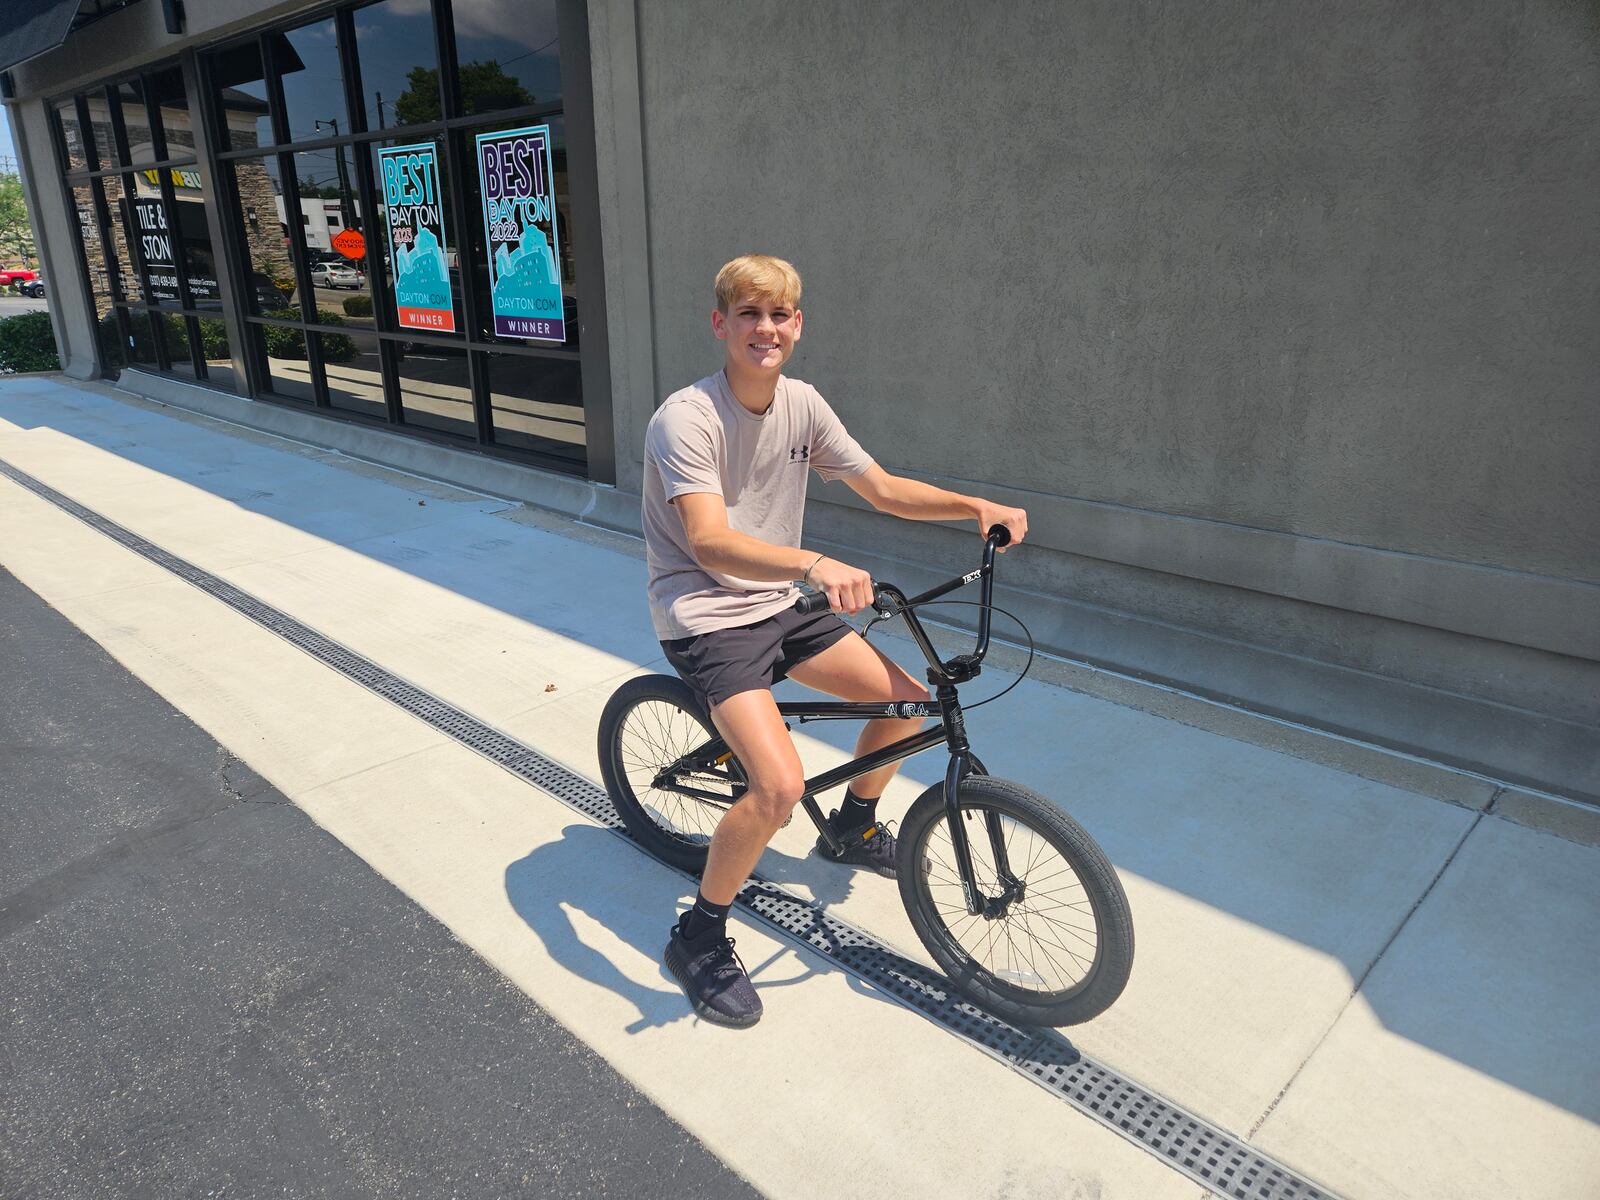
[617,699,737,846]
[916,800,1106,1000]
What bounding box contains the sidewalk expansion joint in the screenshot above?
[1245,803,1489,1140]
[0,455,1341,1200]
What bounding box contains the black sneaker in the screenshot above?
[663,922,763,1028]
[815,814,898,878]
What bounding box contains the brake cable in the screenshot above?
[860,597,1036,711]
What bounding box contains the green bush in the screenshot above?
[0,310,61,373]
[342,293,374,317]
[196,317,229,360]
[260,310,356,364]
[262,322,308,361]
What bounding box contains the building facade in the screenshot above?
[4,0,1598,803]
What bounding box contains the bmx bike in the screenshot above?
[597,526,1133,1027]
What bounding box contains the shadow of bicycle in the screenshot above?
[504,822,916,1035]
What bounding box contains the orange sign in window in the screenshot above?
[331,229,366,260]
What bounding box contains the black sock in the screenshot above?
[679,892,731,941]
[834,788,879,832]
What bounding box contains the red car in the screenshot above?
[0,267,39,289]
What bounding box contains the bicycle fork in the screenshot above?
[937,687,1021,917]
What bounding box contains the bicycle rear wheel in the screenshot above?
[597,674,745,873]
[898,775,1133,1027]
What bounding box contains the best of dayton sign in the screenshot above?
[377,142,455,332]
[474,124,565,343]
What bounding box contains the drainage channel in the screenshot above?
[0,457,1337,1200]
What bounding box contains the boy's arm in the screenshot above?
[675,493,876,613]
[844,465,1030,548]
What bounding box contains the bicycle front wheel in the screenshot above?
[898,776,1133,1027]
[596,674,745,873]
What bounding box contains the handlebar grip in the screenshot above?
[987,523,1012,548]
[794,590,833,615]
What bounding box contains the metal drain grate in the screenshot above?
[0,457,1337,1200]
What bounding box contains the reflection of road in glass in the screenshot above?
[268,347,582,449]
[310,284,367,309]
[0,295,50,318]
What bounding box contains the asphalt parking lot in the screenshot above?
[0,294,49,318]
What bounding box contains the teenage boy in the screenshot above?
[643,254,1028,1027]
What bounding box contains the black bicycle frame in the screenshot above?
[656,527,1021,916]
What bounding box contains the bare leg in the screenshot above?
[696,688,806,905]
[786,633,931,801]
[696,636,928,904]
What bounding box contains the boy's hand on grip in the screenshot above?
[975,502,1028,551]
[809,556,875,615]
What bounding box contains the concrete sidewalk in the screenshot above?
[1,373,1596,1199]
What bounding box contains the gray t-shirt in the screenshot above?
[642,371,876,640]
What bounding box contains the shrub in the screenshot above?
[312,309,357,363]
[261,310,356,364]
[262,322,307,361]
[0,310,61,373]
[196,318,229,360]
[342,293,374,317]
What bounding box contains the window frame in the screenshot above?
[49,0,611,482]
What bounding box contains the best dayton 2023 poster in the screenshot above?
[377,142,456,332]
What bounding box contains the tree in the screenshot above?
[392,60,532,127]
[0,173,37,267]
[297,177,343,199]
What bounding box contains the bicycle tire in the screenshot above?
[597,674,744,873]
[898,775,1133,1027]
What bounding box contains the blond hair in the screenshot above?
[714,254,802,313]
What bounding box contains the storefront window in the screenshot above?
[197,318,236,391]
[170,169,223,311]
[71,183,115,316]
[57,103,90,172]
[96,84,130,167]
[258,324,317,403]
[99,175,145,304]
[451,0,563,114]
[229,156,296,314]
[279,18,350,144]
[125,310,161,365]
[160,314,198,378]
[291,148,372,326]
[45,0,601,475]
[396,346,473,437]
[119,79,161,161]
[148,66,196,159]
[351,0,442,130]
[325,330,388,420]
[212,40,275,150]
[485,351,583,467]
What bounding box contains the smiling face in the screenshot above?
[712,292,803,377]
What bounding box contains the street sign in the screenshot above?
[331,228,366,260]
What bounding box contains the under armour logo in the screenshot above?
[789,444,809,462]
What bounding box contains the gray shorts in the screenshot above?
[660,608,857,711]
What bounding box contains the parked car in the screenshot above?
[310,262,365,290]
[0,266,39,289]
[18,276,45,299]
[249,271,293,311]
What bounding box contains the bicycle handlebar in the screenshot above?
[792,525,1013,683]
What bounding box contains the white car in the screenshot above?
[310,262,364,290]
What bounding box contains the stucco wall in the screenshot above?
[632,0,1598,577]
[625,0,1600,796]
